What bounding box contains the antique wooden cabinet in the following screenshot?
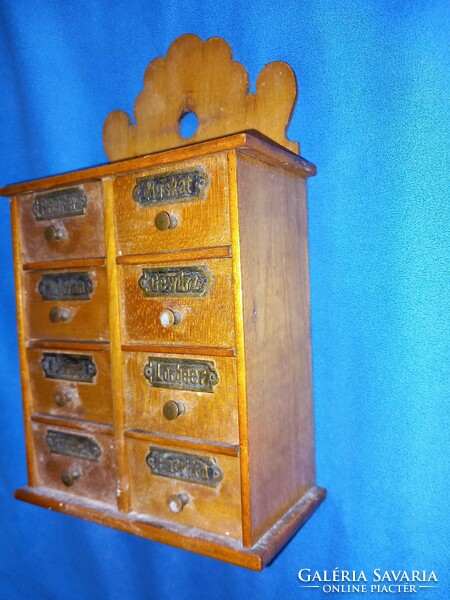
[0,35,325,570]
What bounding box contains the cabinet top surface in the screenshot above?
[0,132,316,197]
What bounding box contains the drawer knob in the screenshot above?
[61,470,80,487]
[54,389,75,407]
[44,224,67,242]
[49,307,72,323]
[163,400,185,421]
[167,493,189,514]
[159,309,181,328]
[155,211,178,231]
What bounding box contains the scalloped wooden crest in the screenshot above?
[103,34,299,161]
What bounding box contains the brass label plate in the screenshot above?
[33,187,88,221]
[144,357,219,393]
[146,447,223,487]
[41,352,97,383]
[45,429,101,461]
[38,272,94,301]
[132,167,209,207]
[138,265,213,297]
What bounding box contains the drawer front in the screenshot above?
[19,182,105,264]
[28,348,113,424]
[120,258,235,347]
[23,267,109,341]
[32,423,117,504]
[124,352,239,444]
[113,155,231,256]
[126,438,242,538]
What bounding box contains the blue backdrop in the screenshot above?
[0,1,448,599]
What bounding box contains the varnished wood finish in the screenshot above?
[116,245,231,266]
[11,197,39,486]
[125,436,242,539]
[32,422,117,504]
[27,347,113,424]
[103,34,298,161]
[121,344,235,357]
[125,429,239,456]
[120,258,235,347]
[18,182,105,264]
[123,351,239,445]
[227,150,253,547]
[2,129,322,568]
[235,151,316,544]
[113,154,231,256]
[23,257,105,272]
[23,266,109,342]
[103,177,130,512]
[15,485,326,570]
[0,133,315,198]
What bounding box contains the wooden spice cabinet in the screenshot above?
[1,132,325,570]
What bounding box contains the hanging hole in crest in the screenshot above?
[178,111,199,139]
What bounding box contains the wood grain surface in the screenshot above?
[123,351,239,444]
[125,436,242,539]
[113,154,231,257]
[18,182,105,264]
[119,257,235,347]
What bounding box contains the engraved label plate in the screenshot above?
[138,265,213,297]
[144,357,219,393]
[38,272,94,301]
[132,167,209,207]
[45,429,101,461]
[33,187,88,221]
[41,353,97,383]
[146,447,224,487]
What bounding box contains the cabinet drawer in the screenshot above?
[113,154,231,256]
[23,267,109,342]
[28,347,113,424]
[126,437,242,539]
[120,258,235,347]
[124,351,239,445]
[19,182,105,264]
[32,422,117,504]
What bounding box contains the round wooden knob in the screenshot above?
[44,224,67,242]
[159,309,181,328]
[61,470,80,487]
[49,307,72,323]
[163,400,185,421]
[155,211,178,231]
[167,493,189,513]
[54,389,75,407]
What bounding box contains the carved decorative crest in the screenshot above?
[103,34,299,160]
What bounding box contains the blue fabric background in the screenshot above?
[0,1,448,599]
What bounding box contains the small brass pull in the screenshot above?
[163,400,185,421]
[49,307,72,323]
[54,389,75,407]
[167,493,189,514]
[155,211,178,231]
[61,470,81,487]
[44,224,67,242]
[159,309,181,328]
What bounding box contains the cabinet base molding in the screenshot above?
[15,484,326,570]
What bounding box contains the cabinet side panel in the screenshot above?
[236,152,316,544]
